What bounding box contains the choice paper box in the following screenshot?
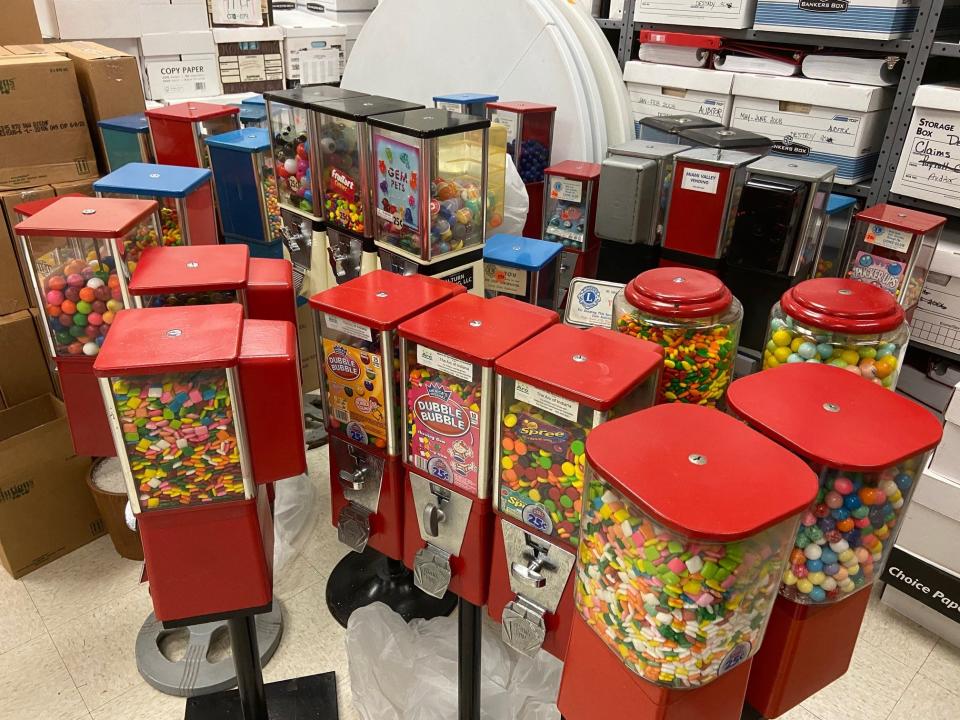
[0,0,42,45]
[0,395,101,579]
[911,233,960,355]
[891,84,960,209]
[275,9,347,86]
[931,390,960,482]
[207,0,270,27]
[0,54,97,189]
[632,0,757,28]
[755,0,922,40]
[624,62,733,138]
[0,312,54,410]
[140,31,221,100]
[731,74,894,184]
[213,27,284,94]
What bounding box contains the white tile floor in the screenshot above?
[1,444,959,720]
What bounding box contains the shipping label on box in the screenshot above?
[285,38,345,85]
[146,57,221,100]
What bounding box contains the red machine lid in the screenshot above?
[398,294,558,367]
[856,203,945,235]
[94,304,243,377]
[625,267,733,318]
[586,404,817,541]
[727,364,943,471]
[14,194,84,219]
[247,257,292,289]
[486,101,557,113]
[128,245,250,295]
[15,197,158,239]
[309,270,465,331]
[145,102,240,122]
[780,278,905,334]
[543,160,600,182]
[495,325,662,410]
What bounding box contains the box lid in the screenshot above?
[856,203,946,235]
[243,95,266,107]
[780,278,905,334]
[586,403,817,540]
[212,26,285,42]
[240,106,267,123]
[484,100,556,114]
[624,61,735,94]
[731,74,895,112]
[625,267,733,319]
[675,146,760,169]
[727,363,943,471]
[544,160,600,182]
[263,85,366,110]
[146,102,240,123]
[98,113,150,134]
[434,93,500,106]
[93,304,244,376]
[639,114,720,135]
[827,193,857,215]
[205,128,272,153]
[746,155,836,184]
[367,108,490,139]
[398,294,558,367]
[608,139,690,160]
[483,234,561,271]
[930,234,960,277]
[310,270,464,331]
[913,83,960,112]
[13,194,83,220]
[274,8,348,35]
[128,245,250,295]
[914,465,960,523]
[679,126,773,151]
[94,163,212,198]
[495,325,662,410]
[317,95,424,122]
[15,197,158,238]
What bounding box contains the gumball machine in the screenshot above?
[638,114,721,145]
[613,268,743,407]
[14,196,162,457]
[596,140,691,282]
[557,403,818,720]
[488,324,663,658]
[433,93,499,116]
[94,163,218,248]
[483,234,561,308]
[844,203,945,320]
[145,102,240,169]
[661,148,759,272]
[722,156,835,353]
[92,304,328,717]
[205,128,284,255]
[309,271,465,626]
[371,108,492,294]
[677,126,773,157]
[814,194,858,278]
[726,363,942,719]
[239,104,268,130]
[398,293,557,716]
[97,113,155,173]
[542,161,601,309]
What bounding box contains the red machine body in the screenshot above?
[146,102,240,168]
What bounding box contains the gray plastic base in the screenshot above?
[136,601,284,697]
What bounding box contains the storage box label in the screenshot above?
[733,102,863,152]
[681,167,720,194]
[886,546,960,623]
[297,46,342,84]
[146,60,219,99]
[210,0,263,25]
[629,87,727,122]
[892,108,960,209]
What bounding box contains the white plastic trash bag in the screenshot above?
[346,602,561,720]
[272,471,320,579]
[499,155,531,237]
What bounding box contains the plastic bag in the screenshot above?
[271,471,320,579]
[500,155,531,237]
[346,602,561,720]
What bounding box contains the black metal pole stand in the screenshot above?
[458,598,482,720]
[228,616,269,720]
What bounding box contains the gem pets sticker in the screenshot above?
[322,339,386,448]
[375,136,420,232]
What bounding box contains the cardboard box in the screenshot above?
[0,311,54,409]
[0,53,97,189]
[207,0,271,27]
[756,0,927,40]
[296,302,320,393]
[275,9,346,86]
[930,390,960,482]
[911,232,960,355]
[731,74,894,185]
[891,84,960,209]
[140,31,222,101]
[213,26,284,94]
[52,178,97,196]
[140,0,211,33]
[0,395,102,578]
[0,0,42,45]
[898,364,957,414]
[46,0,142,39]
[632,0,756,28]
[623,62,734,138]
[0,185,55,313]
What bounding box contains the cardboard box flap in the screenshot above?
[275,9,348,35]
[913,83,960,111]
[212,26,285,43]
[624,61,735,94]
[915,465,960,523]
[49,41,134,61]
[0,0,42,46]
[0,395,63,443]
[141,31,218,57]
[731,73,895,112]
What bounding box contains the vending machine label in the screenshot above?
[515,381,579,423]
[864,224,913,253]
[322,339,386,446]
[416,345,474,382]
[324,313,373,342]
[484,263,528,296]
[549,178,583,203]
[564,278,623,329]
[680,167,721,194]
[375,136,421,232]
[491,112,519,145]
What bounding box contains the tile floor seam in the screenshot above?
[0,627,49,659]
[918,663,960,699]
[799,706,825,720]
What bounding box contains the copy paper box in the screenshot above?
[140,31,222,100]
[0,395,102,579]
[0,54,97,189]
[0,311,55,409]
[47,0,142,39]
[139,0,211,34]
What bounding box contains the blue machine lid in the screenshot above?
[433,93,499,105]
[826,193,857,215]
[240,105,267,123]
[204,128,271,153]
[94,163,212,198]
[97,113,149,134]
[242,94,266,107]
[483,234,561,271]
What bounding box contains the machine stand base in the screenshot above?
[325,545,457,628]
[184,673,339,719]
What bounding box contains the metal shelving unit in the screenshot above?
[633,23,911,52]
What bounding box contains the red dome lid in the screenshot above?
[624,267,733,318]
[780,278,905,334]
